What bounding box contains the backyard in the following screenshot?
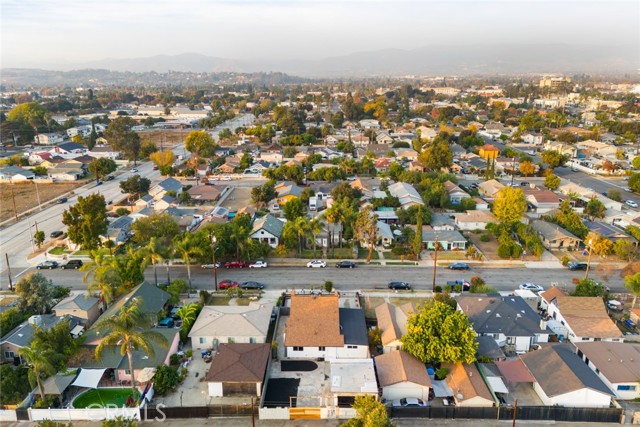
[72,388,140,408]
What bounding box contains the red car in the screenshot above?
[224,261,247,269]
[218,280,239,290]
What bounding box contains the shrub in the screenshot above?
[169,354,180,366]
[561,255,570,266]
[435,367,449,381]
[434,285,443,293]
[368,327,382,348]
[497,243,512,259]
[470,276,485,287]
[116,208,129,216]
[324,280,334,292]
[153,365,180,395]
[102,417,137,427]
[480,234,490,242]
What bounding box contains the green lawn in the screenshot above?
[49,247,71,255]
[357,248,380,260]
[73,388,140,408]
[299,248,354,259]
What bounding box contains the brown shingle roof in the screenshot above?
[205,343,270,382]
[375,302,417,346]
[375,351,431,387]
[285,292,344,347]
[553,297,623,339]
[574,342,640,384]
[444,363,494,404]
[540,286,566,304]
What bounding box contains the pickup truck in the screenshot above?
[446,280,470,291]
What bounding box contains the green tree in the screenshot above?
[82,252,121,309]
[628,173,640,193]
[120,175,151,202]
[541,151,569,169]
[94,297,168,399]
[152,365,180,395]
[309,217,324,258]
[633,156,640,170]
[401,300,478,364]
[413,206,423,259]
[544,173,561,190]
[571,278,607,297]
[292,216,311,254]
[282,198,305,221]
[62,193,108,250]
[173,233,205,294]
[250,181,277,209]
[0,307,31,338]
[19,344,56,401]
[0,364,30,405]
[342,395,393,427]
[144,238,165,287]
[175,303,201,342]
[90,158,117,182]
[519,161,536,177]
[34,230,45,248]
[585,198,606,220]
[354,205,378,263]
[624,272,640,308]
[15,273,55,314]
[104,117,142,165]
[32,320,79,370]
[185,130,216,158]
[418,138,453,171]
[493,187,526,225]
[131,213,180,248]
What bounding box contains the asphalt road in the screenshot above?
[29,263,626,293]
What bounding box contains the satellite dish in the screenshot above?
[457,394,463,400]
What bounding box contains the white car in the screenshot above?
[201,262,221,269]
[392,398,427,407]
[220,176,232,181]
[249,260,268,268]
[519,283,544,292]
[626,200,638,208]
[307,260,327,268]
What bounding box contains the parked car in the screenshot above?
[606,300,623,312]
[131,168,139,173]
[106,175,115,181]
[96,181,103,186]
[624,319,636,329]
[50,230,64,238]
[57,197,68,204]
[201,262,221,269]
[519,283,544,292]
[224,260,247,268]
[218,280,239,290]
[152,165,159,170]
[61,260,83,270]
[392,398,426,407]
[220,176,232,181]
[568,261,588,271]
[157,317,175,328]
[447,280,470,291]
[626,200,638,208]
[307,260,327,268]
[249,260,268,268]
[388,281,411,290]
[448,262,470,270]
[336,261,357,268]
[36,260,59,269]
[520,181,531,187]
[240,281,265,290]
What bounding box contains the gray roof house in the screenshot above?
[456,295,550,353]
[531,220,581,250]
[0,165,35,180]
[150,177,182,198]
[520,344,614,407]
[388,182,424,208]
[250,214,284,248]
[421,229,467,251]
[104,216,134,245]
[53,294,101,327]
[584,221,637,243]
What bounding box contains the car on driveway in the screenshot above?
[36,260,59,269]
[249,260,268,268]
[519,283,544,292]
[224,261,247,268]
[568,261,588,271]
[240,281,265,290]
[626,200,638,208]
[307,260,327,268]
[61,260,83,270]
[336,260,356,268]
[218,280,239,290]
[392,398,426,407]
[448,262,470,270]
[388,281,411,290]
[50,230,64,238]
[201,262,221,269]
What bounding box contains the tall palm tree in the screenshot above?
[309,217,324,258]
[20,344,56,401]
[230,222,250,260]
[82,252,120,310]
[324,206,340,256]
[173,233,204,294]
[293,216,311,255]
[94,297,168,399]
[144,238,165,287]
[175,303,201,340]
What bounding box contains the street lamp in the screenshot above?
[585,239,593,279]
[211,235,218,292]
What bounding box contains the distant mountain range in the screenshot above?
[2,44,637,86]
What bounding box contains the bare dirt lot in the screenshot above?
[138,129,188,147]
[0,181,83,222]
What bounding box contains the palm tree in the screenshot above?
[20,344,56,401]
[293,216,311,255]
[175,303,201,340]
[355,205,378,264]
[230,222,250,260]
[94,297,168,399]
[624,272,640,308]
[324,206,340,256]
[82,252,120,310]
[173,233,204,294]
[144,238,165,287]
[309,217,324,258]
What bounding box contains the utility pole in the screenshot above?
[9,178,18,222]
[511,156,516,187]
[585,238,594,279]
[33,180,42,211]
[211,235,218,292]
[512,399,518,427]
[5,254,13,291]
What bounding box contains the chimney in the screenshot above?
[540,319,547,330]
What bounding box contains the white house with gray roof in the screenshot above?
[250,214,284,248]
[149,177,182,199]
[53,294,101,327]
[388,182,424,208]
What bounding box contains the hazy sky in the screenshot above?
[1,0,638,69]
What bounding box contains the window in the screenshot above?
[318,346,325,351]
[250,337,256,344]
[617,385,636,391]
[228,337,235,344]
[4,351,14,359]
[199,337,206,344]
[293,346,303,351]
[125,370,131,375]
[346,345,357,349]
